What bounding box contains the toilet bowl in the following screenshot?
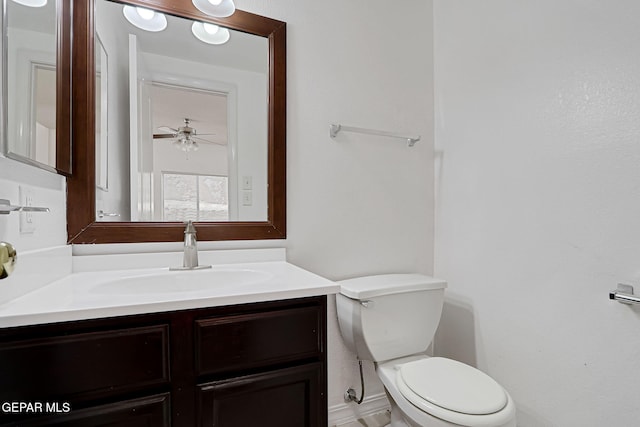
[336,274,516,427]
[377,355,516,427]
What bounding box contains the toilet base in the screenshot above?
[386,390,415,427]
[386,389,454,427]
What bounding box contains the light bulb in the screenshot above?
[191,22,230,45]
[123,5,167,32]
[11,0,47,7]
[136,7,155,20]
[193,0,235,18]
[203,23,219,35]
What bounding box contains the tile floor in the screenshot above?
[334,410,391,427]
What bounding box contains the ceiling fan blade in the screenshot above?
[157,126,178,133]
[153,133,177,139]
[192,136,226,146]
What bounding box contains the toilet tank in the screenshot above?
[336,274,447,362]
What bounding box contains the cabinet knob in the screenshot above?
[0,242,17,279]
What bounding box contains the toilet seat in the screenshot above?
[395,357,512,426]
[399,357,507,415]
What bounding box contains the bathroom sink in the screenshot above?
[91,268,273,295]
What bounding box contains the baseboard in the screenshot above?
[328,392,390,426]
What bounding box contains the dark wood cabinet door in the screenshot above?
[197,363,325,427]
[0,394,170,427]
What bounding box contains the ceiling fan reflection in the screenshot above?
[153,118,223,152]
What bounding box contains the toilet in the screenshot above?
[336,274,516,427]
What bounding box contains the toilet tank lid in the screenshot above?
[338,274,447,300]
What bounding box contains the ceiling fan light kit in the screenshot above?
[192,0,236,18]
[10,0,47,7]
[176,140,199,152]
[191,22,231,45]
[122,5,168,32]
[154,118,221,153]
[122,3,232,45]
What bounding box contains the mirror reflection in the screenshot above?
[5,0,57,169]
[95,0,269,223]
[95,35,108,191]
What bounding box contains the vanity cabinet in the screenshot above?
[0,296,327,427]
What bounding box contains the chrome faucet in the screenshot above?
[170,221,212,271]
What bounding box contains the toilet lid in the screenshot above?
[398,357,507,415]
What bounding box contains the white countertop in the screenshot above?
[0,249,339,328]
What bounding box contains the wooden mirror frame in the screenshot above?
[67,0,286,243]
[57,0,72,175]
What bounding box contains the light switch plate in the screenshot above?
[242,191,253,206]
[19,186,36,234]
[242,176,253,190]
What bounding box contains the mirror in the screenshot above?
[2,0,71,174]
[95,34,108,191]
[67,0,286,243]
[94,0,268,223]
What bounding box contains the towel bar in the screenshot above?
[329,124,420,147]
[609,284,640,305]
[0,199,50,215]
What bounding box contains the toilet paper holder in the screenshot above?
[609,284,640,305]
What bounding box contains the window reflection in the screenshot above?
[162,173,229,221]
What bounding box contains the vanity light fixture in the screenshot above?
[122,5,168,32]
[192,0,235,18]
[191,21,230,45]
[10,0,47,7]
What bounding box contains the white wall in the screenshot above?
[0,157,66,251]
[433,1,640,426]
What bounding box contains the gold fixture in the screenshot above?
[0,242,17,279]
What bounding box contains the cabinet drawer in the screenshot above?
[0,325,169,402]
[195,305,321,376]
